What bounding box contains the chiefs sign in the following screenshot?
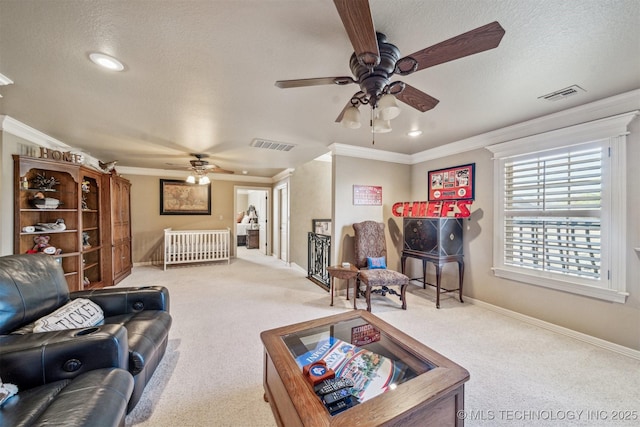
[392,200,472,218]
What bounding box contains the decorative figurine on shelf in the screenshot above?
[83,276,90,286]
[31,172,60,191]
[27,235,62,255]
[81,180,90,193]
[98,160,118,175]
[34,218,66,231]
[82,232,91,249]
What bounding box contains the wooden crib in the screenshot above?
[164,228,230,270]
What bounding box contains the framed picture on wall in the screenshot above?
[312,219,331,236]
[428,163,475,201]
[160,179,211,215]
[353,185,382,205]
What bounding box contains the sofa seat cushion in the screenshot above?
[0,368,133,427]
[105,311,172,375]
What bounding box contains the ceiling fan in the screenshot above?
[275,0,505,133]
[168,153,234,184]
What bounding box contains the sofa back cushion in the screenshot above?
[0,254,70,334]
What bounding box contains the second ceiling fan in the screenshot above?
[275,0,505,132]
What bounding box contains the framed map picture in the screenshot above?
[160,179,211,215]
[428,163,475,201]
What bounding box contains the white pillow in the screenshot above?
[241,215,251,224]
[33,298,104,333]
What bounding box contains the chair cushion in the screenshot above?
[359,269,408,287]
[367,256,386,269]
[105,311,172,375]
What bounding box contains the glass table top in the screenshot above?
[282,315,436,406]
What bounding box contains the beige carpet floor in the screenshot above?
[123,247,640,426]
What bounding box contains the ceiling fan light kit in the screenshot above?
[275,0,505,140]
[341,106,362,129]
[178,153,233,184]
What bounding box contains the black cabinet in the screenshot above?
[403,218,463,257]
[401,217,464,309]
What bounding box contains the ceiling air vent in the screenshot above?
[250,139,296,152]
[538,85,586,101]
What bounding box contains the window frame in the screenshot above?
[486,112,636,303]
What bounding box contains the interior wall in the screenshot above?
[289,159,332,270]
[0,131,39,255]
[332,155,411,272]
[410,120,640,351]
[126,173,271,264]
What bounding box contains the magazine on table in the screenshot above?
[295,336,412,403]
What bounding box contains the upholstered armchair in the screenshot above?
[353,221,408,312]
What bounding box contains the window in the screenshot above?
[487,112,636,303]
[504,145,602,279]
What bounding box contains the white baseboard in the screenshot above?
[466,297,640,361]
[290,262,306,275]
[133,261,155,267]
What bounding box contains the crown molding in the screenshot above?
[118,166,274,183]
[411,89,640,163]
[485,110,639,158]
[329,142,412,164]
[0,115,71,149]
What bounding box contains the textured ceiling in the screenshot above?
[1,0,638,178]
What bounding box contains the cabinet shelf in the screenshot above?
[83,262,99,271]
[82,226,98,232]
[20,208,77,213]
[20,229,78,236]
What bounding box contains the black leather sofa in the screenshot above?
[0,368,134,427]
[0,253,172,422]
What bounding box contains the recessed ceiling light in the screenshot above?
[89,52,125,71]
[407,130,422,137]
[242,170,248,175]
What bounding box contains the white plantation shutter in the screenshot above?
[486,111,635,303]
[503,147,602,279]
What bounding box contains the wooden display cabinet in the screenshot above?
[109,175,132,284]
[80,167,107,289]
[14,155,82,291]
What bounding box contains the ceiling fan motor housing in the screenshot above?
[349,33,400,106]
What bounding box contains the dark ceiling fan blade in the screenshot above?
[395,83,439,112]
[333,0,379,67]
[210,167,234,174]
[397,21,505,74]
[275,76,355,88]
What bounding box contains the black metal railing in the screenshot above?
[308,232,331,290]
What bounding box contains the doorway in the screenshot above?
[234,186,269,257]
[273,181,289,264]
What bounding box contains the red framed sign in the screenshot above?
[428,163,475,201]
[353,185,382,206]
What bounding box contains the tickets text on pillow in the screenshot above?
[33,298,104,333]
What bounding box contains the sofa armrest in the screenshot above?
[0,323,128,390]
[70,286,170,317]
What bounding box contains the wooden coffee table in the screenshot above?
[260,310,469,426]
